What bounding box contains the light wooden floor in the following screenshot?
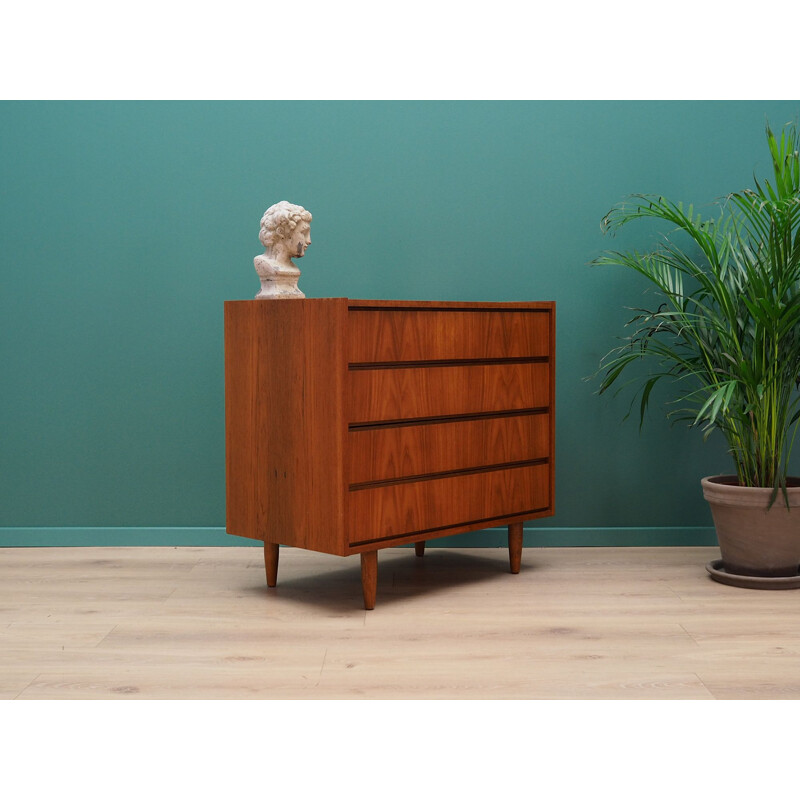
[2,545,800,699]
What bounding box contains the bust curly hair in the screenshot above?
[258,201,312,249]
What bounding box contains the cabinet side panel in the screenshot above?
[255,299,346,554]
[225,299,346,553]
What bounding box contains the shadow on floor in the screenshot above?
[240,548,536,612]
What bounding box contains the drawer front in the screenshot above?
[347,412,550,486]
[348,308,550,363]
[348,362,550,425]
[348,463,550,545]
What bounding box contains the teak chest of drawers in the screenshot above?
[224,298,555,608]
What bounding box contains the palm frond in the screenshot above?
[591,121,800,491]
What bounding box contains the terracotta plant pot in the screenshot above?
[702,475,800,578]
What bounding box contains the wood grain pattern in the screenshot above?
[225,299,347,554]
[347,412,550,485]
[348,463,550,545]
[348,308,550,363]
[348,362,550,425]
[11,545,800,700]
[345,508,555,554]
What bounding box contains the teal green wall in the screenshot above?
[2,100,799,547]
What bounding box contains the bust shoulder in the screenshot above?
[254,254,300,279]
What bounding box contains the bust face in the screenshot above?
[287,221,311,259]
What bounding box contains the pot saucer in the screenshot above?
[706,559,800,590]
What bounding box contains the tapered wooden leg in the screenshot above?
[361,550,378,610]
[508,523,523,574]
[415,541,426,557]
[264,542,279,587]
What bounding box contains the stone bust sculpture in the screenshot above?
[254,201,312,298]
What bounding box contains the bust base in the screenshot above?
[255,280,305,299]
[254,255,304,299]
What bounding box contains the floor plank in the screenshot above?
[2,545,799,699]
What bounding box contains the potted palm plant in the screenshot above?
[594,122,800,587]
